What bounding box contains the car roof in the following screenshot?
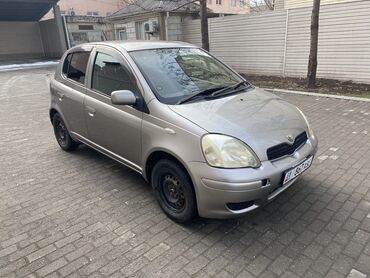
[75,41,197,52]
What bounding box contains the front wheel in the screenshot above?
[52,113,79,152]
[151,159,197,223]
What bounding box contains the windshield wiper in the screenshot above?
[176,86,227,104]
[176,81,252,105]
[211,80,252,97]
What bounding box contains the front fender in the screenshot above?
[141,113,206,182]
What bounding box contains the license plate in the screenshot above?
[283,156,313,185]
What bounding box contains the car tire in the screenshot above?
[151,159,197,223]
[52,113,79,152]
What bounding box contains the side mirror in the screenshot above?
[111,90,137,106]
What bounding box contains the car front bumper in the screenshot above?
[187,134,318,219]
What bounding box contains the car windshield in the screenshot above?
[129,48,244,105]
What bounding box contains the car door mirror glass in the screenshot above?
[111,90,137,105]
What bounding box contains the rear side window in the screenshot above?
[62,51,91,85]
[92,52,138,96]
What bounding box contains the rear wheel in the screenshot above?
[151,159,196,223]
[52,113,78,152]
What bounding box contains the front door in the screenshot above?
[84,47,143,171]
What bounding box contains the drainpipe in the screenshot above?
[53,5,68,54]
[165,11,169,41]
[62,15,71,49]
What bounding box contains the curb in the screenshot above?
[264,88,370,103]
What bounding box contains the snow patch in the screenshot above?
[0,61,59,72]
[317,155,328,161]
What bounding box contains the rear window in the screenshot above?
[62,51,91,85]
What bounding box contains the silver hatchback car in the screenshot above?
[50,41,318,223]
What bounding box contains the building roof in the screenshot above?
[0,0,59,21]
[107,0,200,20]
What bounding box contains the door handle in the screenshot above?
[57,92,64,101]
[85,106,96,117]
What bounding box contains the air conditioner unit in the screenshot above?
[68,9,75,16]
[144,21,158,33]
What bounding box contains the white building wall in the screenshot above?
[114,22,139,40]
[285,0,370,82]
[113,15,192,42]
[167,15,183,41]
[182,18,202,46]
[114,17,160,41]
[274,0,360,10]
[285,0,358,9]
[0,22,44,59]
[274,0,285,10]
[209,11,287,76]
[167,15,195,41]
[182,0,370,84]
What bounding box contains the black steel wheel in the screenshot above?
[52,113,78,151]
[152,159,196,223]
[160,174,186,212]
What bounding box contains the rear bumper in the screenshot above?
[188,134,318,219]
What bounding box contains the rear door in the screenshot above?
[56,47,92,137]
[84,46,144,171]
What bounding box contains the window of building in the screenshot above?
[71,32,88,43]
[92,52,138,96]
[78,25,94,30]
[118,29,127,40]
[240,0,244,7]
[208,0,212,4]
[230,0,236,7]
[135,21,148,40]
[216,0,222,4]
[87,11,99,16]
[62,52,91,85]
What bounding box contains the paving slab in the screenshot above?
[0,68,369,277]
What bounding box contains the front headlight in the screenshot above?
[201,134,261,168]
[296,108,314,136]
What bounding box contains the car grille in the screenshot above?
[267,132,308,160]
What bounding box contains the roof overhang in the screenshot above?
[0,0,59,22]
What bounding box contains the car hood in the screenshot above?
[168,88,308,161]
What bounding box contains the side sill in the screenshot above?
[71,132,143,175]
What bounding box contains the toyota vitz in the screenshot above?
[50,41,318,223]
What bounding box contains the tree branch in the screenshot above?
[120,0,199,13]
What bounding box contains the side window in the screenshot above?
[62,51,90,85]
[92,52,138,96]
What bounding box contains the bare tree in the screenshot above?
[119,0,209,50]
[307,0,321,88]
[249,0,274,13]
[200,0,209,51]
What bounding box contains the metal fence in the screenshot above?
[182,0,370,84]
